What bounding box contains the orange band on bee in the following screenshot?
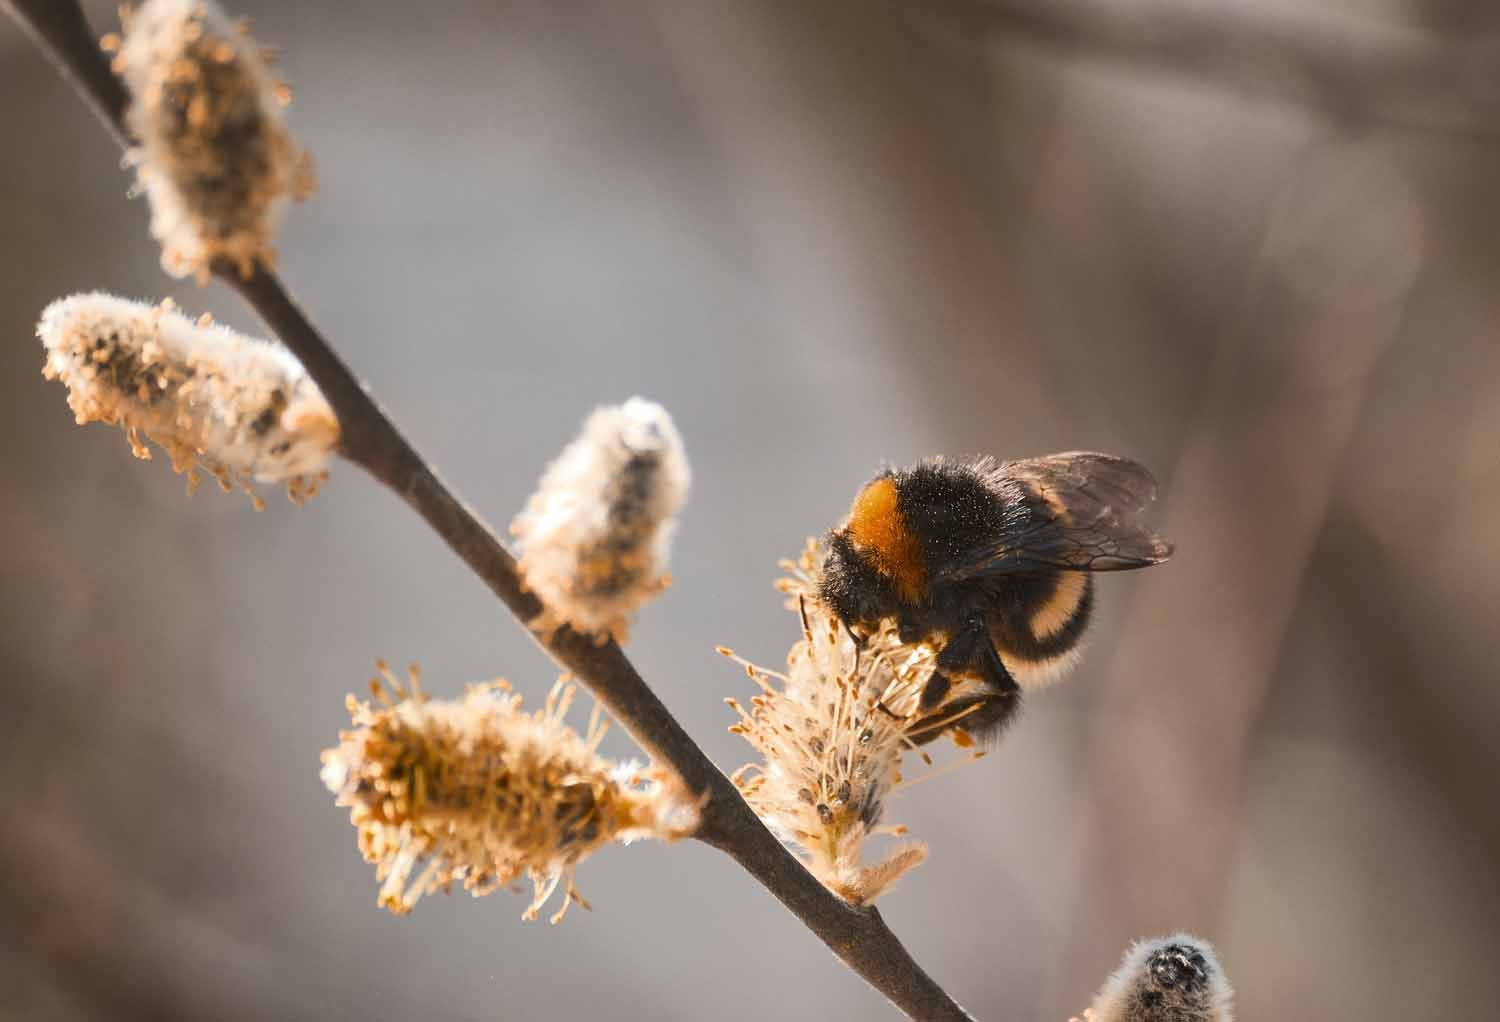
[846,477,927,602]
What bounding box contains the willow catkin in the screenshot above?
[722,541,985,904]
[110,0,314,280]
[38,292,337,507]
[511,398,689,644]
[321,664,699,923]
[1075,935,1235,1022]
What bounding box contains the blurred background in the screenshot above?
[3,1,1498,1019]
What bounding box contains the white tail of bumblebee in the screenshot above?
[321,664,700,923]
[1076,934,1235,1022]
[38,292,337,507]
[112,0,314,280]
[511,398,689,643]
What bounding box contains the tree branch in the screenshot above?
[1,1,972,1018]
[939,0,1500,137]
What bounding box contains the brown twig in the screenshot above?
[0,0,972,1018]
[938,0,1500,137]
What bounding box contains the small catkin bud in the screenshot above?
[725,542,984,904]
[511,398,689,644]
[1074,935,1235,1022]
[321,664,700,923]
[38,292,338,508]
[114,0,314,280]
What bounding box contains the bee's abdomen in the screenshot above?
[988,571,1094,688]
[1029,571,1090,643]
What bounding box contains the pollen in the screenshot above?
[115,0,315,281]
[511,398,689,644]
[321,663,700,923]
[38,292,337,507]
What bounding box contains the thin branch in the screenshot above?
[1,1,972,1018]
[2,0,131,149]
[938,0,1500,137]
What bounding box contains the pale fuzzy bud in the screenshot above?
[723,542,985,904]
[511,398,689,644]
[113,0,314,280]
[321,664,700,923]
[1074,935,1235,1022]
[38,292,337,508]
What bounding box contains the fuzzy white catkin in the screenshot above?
[511,398,689,643]
[38,292,338,506]
[115,0,314,280]
[1078,934,1235,1022]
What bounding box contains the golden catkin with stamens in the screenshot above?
[775,537,997,732]
[1073,935,1235,1022]
[722,541,985,904]
[511,398,689,644]
[38,292,337,508]
[321,664,700,923]
[112,0,314,280]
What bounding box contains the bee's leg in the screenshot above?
[947,691,1021,744]
[921,619,977,710]
[920,615,991,709]
[975,632,1019,699]
[967,633,1022,742]
[919,670,952,710]
[915,615,1021,744]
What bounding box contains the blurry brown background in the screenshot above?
[3,2,1498,1020]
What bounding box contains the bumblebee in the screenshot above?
[818,452,1171,743]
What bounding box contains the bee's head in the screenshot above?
[818,529,901,630]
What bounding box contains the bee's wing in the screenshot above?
[936,452,1173,581]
